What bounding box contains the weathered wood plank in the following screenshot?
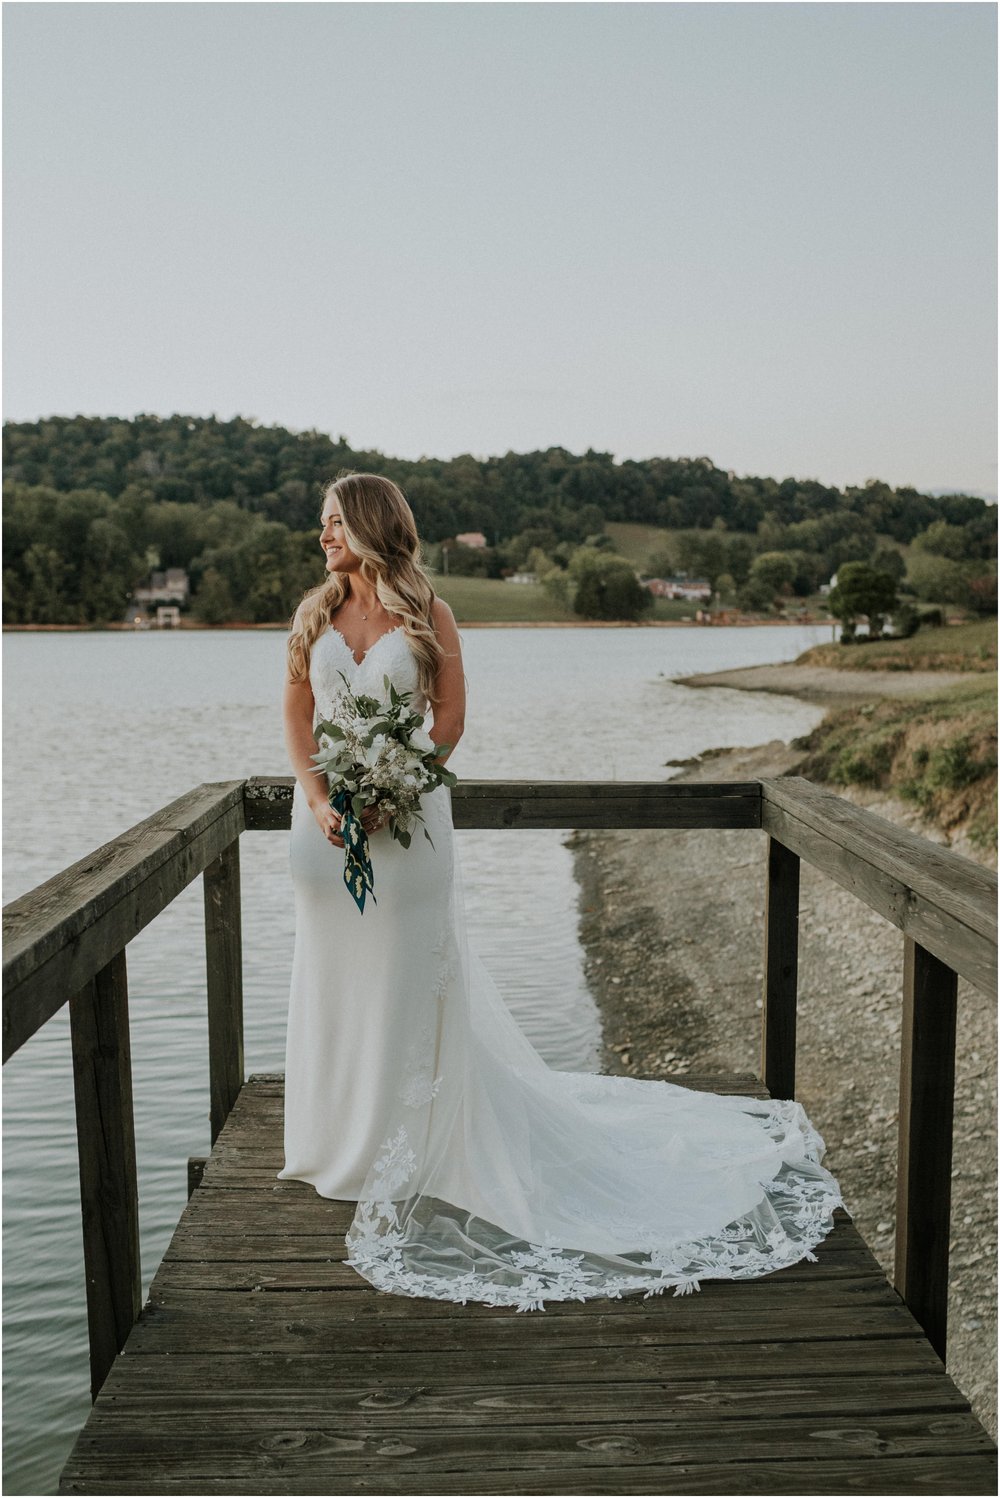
[56,1454,1000,1496]
[69,950,141,1403]
[170,1198,869,1261]
[762,777,997,939]
[62,1409,996,1473]
[243,777,764,832]
[451,782,764,830]
[760,777,997,995]
[148,1264,900,1306]
[161,1236,881,1279]
[3,782,246,1059]
[165,1338,951,1379]
[121,1296,923,1354]
[203,839,244,1145]
[895,938,959,1362]
[760,837,799,1099]
[69,1369,975,1422]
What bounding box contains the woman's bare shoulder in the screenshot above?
[430,595,460,640]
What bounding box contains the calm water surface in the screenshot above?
[3,624,828,1494]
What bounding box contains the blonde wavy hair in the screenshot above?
[287,471,443,701]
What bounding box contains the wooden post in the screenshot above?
[187,1156,208,1196]
[895,935,958,1362]
[204,839,244,1145]
[761,837,800,1099]
[69,949,141,1402]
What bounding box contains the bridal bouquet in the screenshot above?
[310,672,457,913]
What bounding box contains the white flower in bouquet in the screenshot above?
[408,725,435,756]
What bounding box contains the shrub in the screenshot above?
[830,729,905,786]
[924,735,995,793]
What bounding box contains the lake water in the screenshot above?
[2,623,828,1494]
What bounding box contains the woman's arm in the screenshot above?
[282,674,345,847]
[428,598,466,763]
[282,675,323,805]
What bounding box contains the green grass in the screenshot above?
[793,675,998,849]
[431,574,575,623]
[434,571,702,623]
[796,619,997,673]
[604,522,676,569]
[649,597,707,621]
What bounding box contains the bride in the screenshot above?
[277,471,842,1310]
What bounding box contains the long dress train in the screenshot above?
[277,624,843,1310]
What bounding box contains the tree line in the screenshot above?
[3,413,996,624]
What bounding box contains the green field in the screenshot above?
[604,522,678,569]
[433,570,701,623]
[649,597,707,621]
[431,575,575,623]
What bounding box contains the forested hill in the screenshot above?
[3,413,996,625]
[4,412,993,541]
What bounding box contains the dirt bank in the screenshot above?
[573,738,997,1437]
[675,661,970,703]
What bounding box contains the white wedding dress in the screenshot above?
[277,624,843,1310]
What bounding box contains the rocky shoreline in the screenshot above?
[675,661,971,701]
[572,732,997,1438]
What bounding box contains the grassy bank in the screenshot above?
[429,575,574,622]
[797,619,996,672]
[431,574,706,623]
[792,674,997,850]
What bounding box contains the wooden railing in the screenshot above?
[3,777,996,1401]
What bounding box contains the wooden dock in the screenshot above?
[58,1072,996,1496]
[5,776,997,1495]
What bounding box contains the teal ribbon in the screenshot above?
[332,789,376,913]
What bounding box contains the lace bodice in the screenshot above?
[309,625,425,721]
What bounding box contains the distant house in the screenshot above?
[133,568,190,606]
[130,563,190,605]
[642,576,712,601]
[127,568,190,623]
[506,571,538,585]
[454,532,487,549]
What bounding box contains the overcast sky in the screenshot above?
[4,2,996,496]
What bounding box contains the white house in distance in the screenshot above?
[126,568,191,627]
[642,576,712,601]
[454,531,487,549]
[133,568,191,606]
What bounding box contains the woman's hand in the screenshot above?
[360,805,386,835]
[311,798,383,846]
[310,799,345,847]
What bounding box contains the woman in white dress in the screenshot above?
[278,472,842,1311]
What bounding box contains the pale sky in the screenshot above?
[4,1,997,496]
